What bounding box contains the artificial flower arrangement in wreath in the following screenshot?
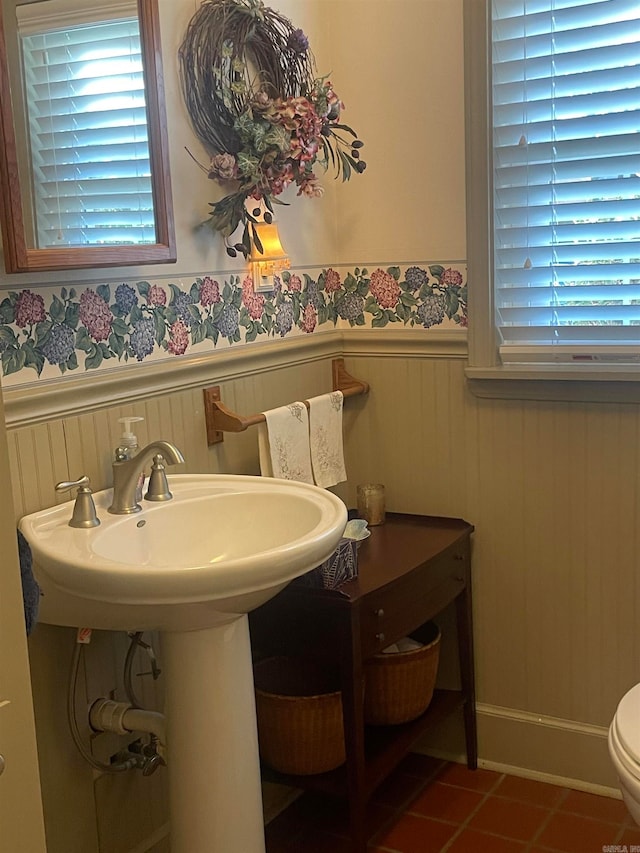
[178,0,365,258]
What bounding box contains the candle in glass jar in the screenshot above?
[356,483,386,526]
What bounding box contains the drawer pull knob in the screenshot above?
[454,554,464,561]
[375,608,385,618]
[455,575,464,582]
[376,632,385,642]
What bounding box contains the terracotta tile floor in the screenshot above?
[265,755,640,853]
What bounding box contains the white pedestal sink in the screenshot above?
[20,474,347,853]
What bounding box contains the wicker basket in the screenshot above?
[253,656,345,776]
[364,621,441,726]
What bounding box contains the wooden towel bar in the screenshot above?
[203,358,369,445]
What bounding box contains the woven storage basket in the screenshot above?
[253,656,345,776]
[364,621,441,726]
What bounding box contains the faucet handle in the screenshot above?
[56,474,90,492]
[55,475,100,528]
[145,455,173,502]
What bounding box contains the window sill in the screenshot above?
[466,365,640,403]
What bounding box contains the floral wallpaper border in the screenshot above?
[0,262,467,387]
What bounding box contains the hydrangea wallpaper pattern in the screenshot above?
[0,262,467,386]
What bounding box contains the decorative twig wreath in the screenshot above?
[178,0,365,257]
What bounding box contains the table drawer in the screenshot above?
[359,547,468,658]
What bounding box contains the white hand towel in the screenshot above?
[307,391,347,488]
[257,423,274,477]
[258,403,314,483]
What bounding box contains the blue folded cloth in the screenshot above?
[17,530,40,635]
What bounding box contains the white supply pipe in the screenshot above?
[90,698,166,747]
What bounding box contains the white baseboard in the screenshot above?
[127,823,170,853]
[413,702,621,798]
[262,781,302,824]
[476,757,621,800]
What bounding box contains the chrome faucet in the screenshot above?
[108,441,184,515]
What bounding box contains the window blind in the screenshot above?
[492,0,640,364]
[20,18,156,248]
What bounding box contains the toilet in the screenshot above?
[609,681,640,825]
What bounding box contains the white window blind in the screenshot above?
[492,0,640,365]
[20,18,156,248]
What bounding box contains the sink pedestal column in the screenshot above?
[162,616,266,853]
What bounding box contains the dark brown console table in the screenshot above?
[249,513,476,853]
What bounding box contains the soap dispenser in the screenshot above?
[115,416,145,501]
[115,416,144,460]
